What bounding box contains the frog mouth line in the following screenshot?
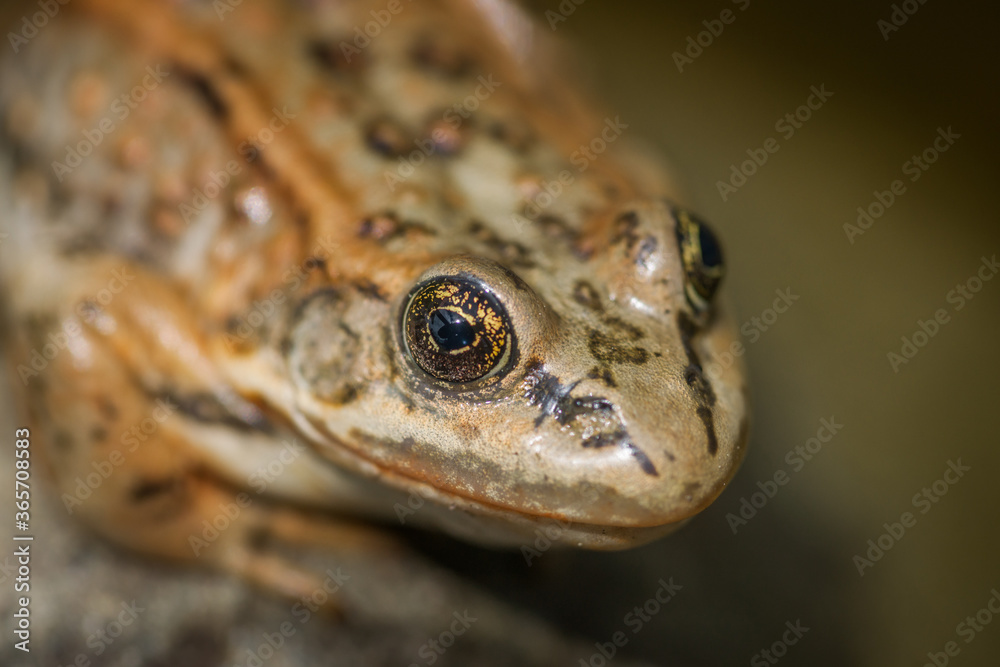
[316,420,681,529]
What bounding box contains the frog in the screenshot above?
[0,0,748,605]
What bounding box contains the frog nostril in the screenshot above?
[684,365,703,386]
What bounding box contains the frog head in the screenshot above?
[281,199,748,548]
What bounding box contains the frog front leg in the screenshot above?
[7,257,391,611]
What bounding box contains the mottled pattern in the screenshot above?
[0,0,748,605]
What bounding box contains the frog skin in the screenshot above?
[0,0,748,599]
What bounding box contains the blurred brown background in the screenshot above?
[2,1,998,666]
[525,0,999,664]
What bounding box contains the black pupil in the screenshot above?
[698,223,723,268]
[428,309,475,350]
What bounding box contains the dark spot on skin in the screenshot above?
[587,366,616,388]
[573,281,602,311]
[611,211,639,252]
[495,263,531,291]
[130,477,182,503]
[98,397,119,421]
[682,480,702,499]
[537,214,580,245]
[164,391,272,433]
[338,322,360,340]
[308,40,366,72]
[424,114,469,155]
[90,426,107,442]
[521,360,657,476]
[176,68,229,119]
[326,383,360,406]
[365,117,412,157]
[571,239,595,262]
[523,359,593,428]
[697,407,719,456]
[358,213,399,240]
[52,431,73,452]
[359,213,437,244]
[684,364,717,404]
[588,330,649,365]
[602,316,645,342]
[223,57,248,76]
[246,525,270,551]
[582,431,623,448]
[583,430,658,476]
[468,220,534,268]
[677,314,716,407]
[557,396,617,427]
[487,119,535,153]
[678,311,719,456]
[410,36,474,78]
[636,235,658,267]
[353,279,387,302]
[304,256,327,274]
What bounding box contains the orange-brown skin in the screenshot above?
[0,0,747,602]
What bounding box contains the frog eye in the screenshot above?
[674,207,725,312]
[402,277,512,383]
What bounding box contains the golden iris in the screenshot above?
[674,207,725,312]
[403,277,511,382]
